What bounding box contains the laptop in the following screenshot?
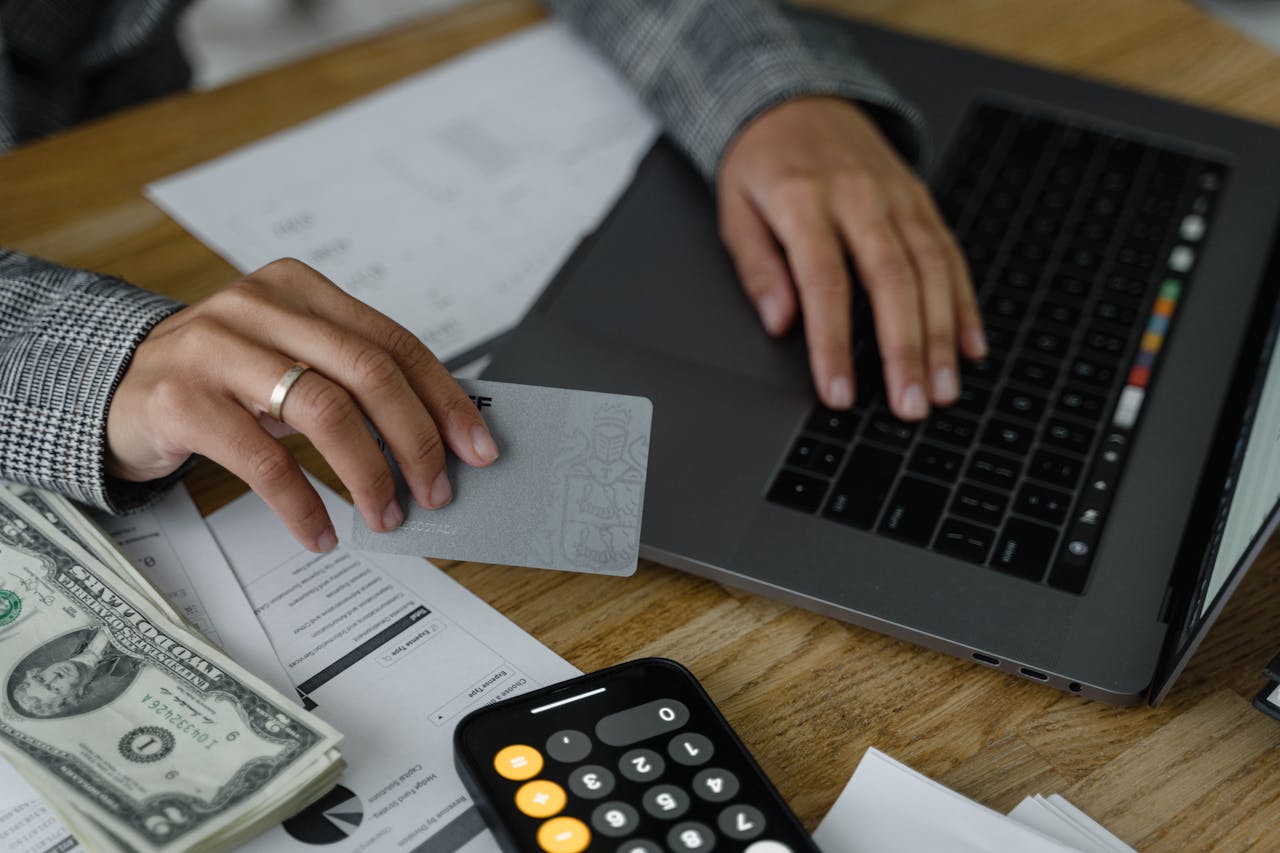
[483,12,1280,705]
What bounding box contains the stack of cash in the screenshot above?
[0,485,344,852]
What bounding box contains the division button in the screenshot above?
[619,748,665,782]
[668,733,714,766]
[516,780,567,819]
[693,768,740,803]
[494,745,543,780]
[592,802,640,838]
[537,816,591,853]
[718,805,766,841]
[546,730,592,763]
[568,765,615,800]
[642,784,691,820]
[668,821,717,852]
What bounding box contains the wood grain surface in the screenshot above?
[2,1,1278,848]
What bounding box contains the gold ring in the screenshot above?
[268,362,310,420]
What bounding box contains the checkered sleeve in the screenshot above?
[542,0,928,179]
[0,249,185,512]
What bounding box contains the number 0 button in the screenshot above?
[619,748,664,782]
[668,733,713,766]
[591,802,639,837]
[494,745,543,780]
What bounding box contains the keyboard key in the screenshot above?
[1014,482,1073,524]
[865,411,917,449]
[1028,328,1069,358]
[951,483,1008,527]
[934,518,996,565]
[967,450,1022,492]
[1056,386,1106,421]
[992,517,1058,581]
[981,417,1034,455]
[908,443,965,483]
[767,470,828,513]
[1095,300,1139,327]
[878,476,950,545]
[963,356,1006,386]
[1082,328,1126,358]
[1049,274,1091,301]
[996,388,1047,422]
[1069,358,1117,388]
[952,383,993,416]
[822,445,902,529]
[987,293,1029,323]
[1042,418,1095,454]
[806,407,860,441]
[924,412,980,448]
[809,443,844,477]
[786,436,820,469]
[1027,449,1082,489]
[1011,357,1058,387]
[1038,300,1080,327]
[983,322,1018,355]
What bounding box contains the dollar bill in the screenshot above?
[0,488,344,851]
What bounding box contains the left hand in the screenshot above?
[717,96,987,421]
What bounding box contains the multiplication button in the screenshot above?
[718,805,765,841]
[546,730,592,763]
[591,802,640,837]
[668,733,713,766]
[692,768,738,802]
[641,784,690,819]
[668,821,716,851]
[515,780,566,818]
[567,765,615,799]
[619,748,664,782]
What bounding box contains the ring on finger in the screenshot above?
[268,362,311,420]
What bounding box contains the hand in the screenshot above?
[106,259,499,552]
[717,96,987,420]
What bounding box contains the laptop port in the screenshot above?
[1019,667,1050,681]
[971,652,1000,667]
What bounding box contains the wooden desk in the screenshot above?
[3,1,1278,847]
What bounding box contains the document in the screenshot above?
[147,21,659,367]
[207,484,580,853]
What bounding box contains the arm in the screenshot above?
[0,250,183,511]
[543,0,986,420]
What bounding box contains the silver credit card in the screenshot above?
[351,379,652,575]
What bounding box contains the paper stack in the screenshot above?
[815,748,1134,853]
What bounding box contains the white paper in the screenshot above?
[147,21,659,366]
[1043,795,1135,852]
[0,759,80,853]
[813,748,1079,853]
[94,485,295,700]
[1008,796,1110,852]
[207,484,579,853]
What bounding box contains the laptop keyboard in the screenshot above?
[766,102,1228,594]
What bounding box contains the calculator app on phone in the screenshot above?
[453,658,818,853]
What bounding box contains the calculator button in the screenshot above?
[744,843,793,853]
[718,805,766,841]
[668,821,716,852]
[596,699,690,747]
[692,768,739,803]
[591,802,640,837]
[537,816,590,853]
[617,842,662,853]
[641,784,690,820]
[619,748,665,782]
[568,765,615,799]
[668,733,713,766]
[515,780,566,818]
[494,745,543,780]
[546,730,592,763]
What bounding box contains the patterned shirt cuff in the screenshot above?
[0,254,185,513]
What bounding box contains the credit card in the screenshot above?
[350,379,652,575]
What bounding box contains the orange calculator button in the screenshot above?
[494,745,543,781]
[537,816,591,853]
[515,780,566,818]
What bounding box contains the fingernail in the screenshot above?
[932,366,958,404]
[827,376,853,409]
[758,293,785,335]
[381,500,404,531]
[472,426,499,464]
[429,469,453,508]
[317,526,338,552]
[966,328,989,359]
[900,384,928,420]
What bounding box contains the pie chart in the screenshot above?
[283,785,364,844]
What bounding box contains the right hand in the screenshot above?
[105,258,498,552]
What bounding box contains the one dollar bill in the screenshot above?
[0,488,343,851]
